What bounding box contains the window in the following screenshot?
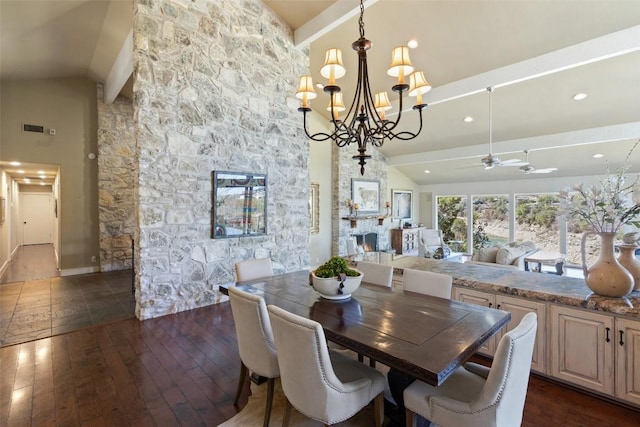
[472,195,509,249]
[515,193,561,254]
[437,196,467,252]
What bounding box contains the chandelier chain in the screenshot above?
[359,0,365,38]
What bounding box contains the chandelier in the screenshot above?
[295,0,431,175]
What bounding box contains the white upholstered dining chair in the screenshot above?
[356,260,393,288]
[267,304,386,426]
[227,286,279,427]
[234,258,273,282]
[403,312,538,427]
[402,268,453,299]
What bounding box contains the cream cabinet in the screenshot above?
[550,306,615,396]
[615,318,640,406]
[453,287,546,372]
[453,288,498,355]
[494,295,546,374]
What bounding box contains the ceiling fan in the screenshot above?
[479,87,527,170]
[519,150,558,174]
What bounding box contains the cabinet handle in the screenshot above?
[605,327,610,343]
[619,330,625,346]
[496,304,501,310]
[488,302,493,308]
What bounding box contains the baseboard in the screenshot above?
[60,266,100,276]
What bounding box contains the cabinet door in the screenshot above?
[453,288,497,355]
[495,295,546,374]
[615,318,640,405]
[550,306,614,395]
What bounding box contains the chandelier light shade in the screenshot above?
[295,75,317,108]
[295,0,430,175]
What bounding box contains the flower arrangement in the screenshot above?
[559,140,640,233]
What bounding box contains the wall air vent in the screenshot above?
[23,123,44,133]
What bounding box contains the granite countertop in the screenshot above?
[350,252,640,317]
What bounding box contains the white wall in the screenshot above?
[309,111,333,267]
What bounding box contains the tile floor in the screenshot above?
[0,244,135,347]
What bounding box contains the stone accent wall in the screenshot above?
[97,84,136,272]
[332,145,393,256]
[132,0,310,319]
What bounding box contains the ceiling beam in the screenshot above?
[386,122,640,166]
[294,0,380,47]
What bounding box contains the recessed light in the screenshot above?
[316,83,324,89]
[408,39,418,49]
[17,170,25,174]
[573,93,588,101]
[592,153,604,158]
[9,161,21,166]
[24,178,31,183]
[424,170,431,174]
[40,182,46,186]
[463,116,473,123]
[37,170,45,174]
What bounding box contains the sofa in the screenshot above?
[466,241,537,270]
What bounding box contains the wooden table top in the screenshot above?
[228,270,510,386]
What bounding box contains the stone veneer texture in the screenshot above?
[97,84,136,272]
[133,0,310,319]
[332,144,393,256]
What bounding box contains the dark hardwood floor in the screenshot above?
[1,300,638,426]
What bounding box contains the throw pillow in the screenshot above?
[496,246,527,265]
[473,246,501,263]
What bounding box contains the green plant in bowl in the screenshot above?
[312,257,362,300]
[314,256,360,278]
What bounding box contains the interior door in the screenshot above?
[21,193,53,245]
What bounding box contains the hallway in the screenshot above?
[0,245,135,347]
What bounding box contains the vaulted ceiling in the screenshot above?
[2,0,639,185]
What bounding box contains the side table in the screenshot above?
[524,251,565,275]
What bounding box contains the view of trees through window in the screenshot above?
[437,196,467,252]
[473,196,509,248]
[436,191,625,266]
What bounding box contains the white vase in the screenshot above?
[581,232,634,297]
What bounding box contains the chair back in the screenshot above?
[235,258,273,282]
[228,287,279,379]
[346,236,358,256]
[402,268,452,299]
[474,312,537,425]
[420,229,443,247]
[267,304,375,423]
[356,260,393,288]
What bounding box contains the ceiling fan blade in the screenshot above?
[499,159,529,167]
[530,168,558,174]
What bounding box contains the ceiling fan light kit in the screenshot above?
[295,0,430,175]
[518,150,558,174]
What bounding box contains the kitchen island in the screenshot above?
[349,252,640,408]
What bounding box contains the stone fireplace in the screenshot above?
[354,232,378,252]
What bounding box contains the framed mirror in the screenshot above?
[310,183,319,234]
[212,171,267,239]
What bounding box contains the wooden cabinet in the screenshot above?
[615,318,640,406]
[390,227,423,256]
[453,288,546,371]
[550,306,615,395]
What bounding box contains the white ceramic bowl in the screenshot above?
[311,270,362,300]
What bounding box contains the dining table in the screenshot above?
[222,270,510,386]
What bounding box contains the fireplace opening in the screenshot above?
[354,232,378,252]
